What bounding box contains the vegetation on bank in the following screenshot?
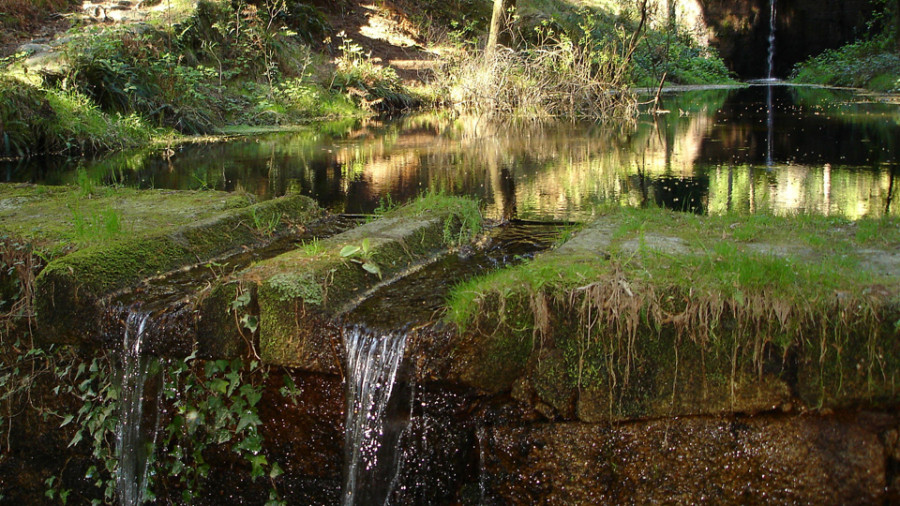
[446,207,900,416]
[0,0,735,158]
[791,0,900,92]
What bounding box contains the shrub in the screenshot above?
[432,16,637,121]
[631,29,734,86]
[329,34,417,113]
[0,76,54,157]
[791,37,900,91]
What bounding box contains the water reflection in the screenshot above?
[3,86,897,220]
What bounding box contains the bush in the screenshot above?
[0,76,54,157]
[631,29,734,86]
[432,16,636,121]
[791,0,900,92]
[791,37,900,91]
[329,35,417,113]
[0,76,154,156]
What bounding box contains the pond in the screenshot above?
[3,84,898,221]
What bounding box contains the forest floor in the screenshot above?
[2,0,441,85]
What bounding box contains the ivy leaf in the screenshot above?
[230,291,252,311]
[60,414,74,427]
[249,454,268,480]
[240,384,262,407]
[68,431,83,448]
[210,378,229,395]
[269,462,284,479]
[236,410,262,433]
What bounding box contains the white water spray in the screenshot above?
[767,0,777,79]
[342,326,409,506]
[115,311,162,506]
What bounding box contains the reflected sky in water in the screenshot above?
[3,85,898,221]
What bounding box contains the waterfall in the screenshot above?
[766,84,775,168]
[115,311,162,506]
[342,326,410,506]
[767,0,777,79]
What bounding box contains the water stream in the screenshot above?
[115,310,162,506]
[342,326,411,506]
[767,0,777,79]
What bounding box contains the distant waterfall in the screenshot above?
[115,311,162,506]
[766,85,775,168]
[342,326,410,506]
[765,0,777,168]
[767,0,777,79]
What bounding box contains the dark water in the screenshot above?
[3,85,897,220]
[347,221,564,329]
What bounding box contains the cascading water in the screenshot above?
[342,326,410,506]
[765,0,777,168]
[767,0,777,79]
[766,85,775,168]
[115,310,163,506]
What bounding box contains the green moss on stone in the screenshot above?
[30,190,321,346]
[444,208,900,419]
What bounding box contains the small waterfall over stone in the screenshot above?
[342,326,411,506]
[115,310,163,506]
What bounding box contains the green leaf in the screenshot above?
[60,414,75,427]
[68,431,83,448]
[340,245,361,258]
[269,462,284,479]
[241,313,259,332]
[249,454,268,480]
[362,261,382,279]
[231,292,252,311]
[240,384,262,407]
[236,410,262,433]
[210,378,229,395]
[361,237,371,254]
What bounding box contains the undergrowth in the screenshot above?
[433,8,639,121]
[407,190,483,246]
[791,0,900,91]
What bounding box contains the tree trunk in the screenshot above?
[896,0,900,52]
[668,0,677,33]
[487,0,517,54]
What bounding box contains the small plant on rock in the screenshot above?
[340,238,382,279]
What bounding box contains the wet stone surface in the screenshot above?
[480,412,895,504]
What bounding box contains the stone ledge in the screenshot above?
[33,193,322,346]
[197,195,482,368]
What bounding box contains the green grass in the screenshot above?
[445,207,900,409]
[0,183,253,252]
[447,207,900,330]
[405,190,483,246]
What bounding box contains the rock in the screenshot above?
[480,413,888,503]
[31,191,322,348]
[16,43,51,55]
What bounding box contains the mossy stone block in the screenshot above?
[34,193,322,346]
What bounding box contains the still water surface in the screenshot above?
[4,84,898,220]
